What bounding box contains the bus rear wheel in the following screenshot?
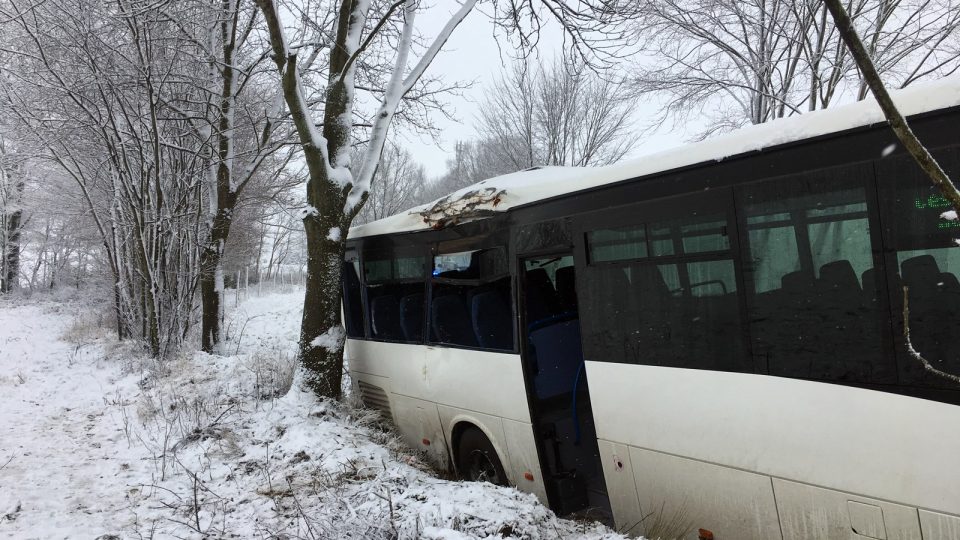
[456,427,507,486]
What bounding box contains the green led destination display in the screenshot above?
[914,193,960,230]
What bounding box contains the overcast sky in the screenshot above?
[398,4,696,178]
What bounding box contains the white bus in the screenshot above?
[342,79,960,539]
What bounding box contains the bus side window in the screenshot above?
[580,212,746,372]
[363,254,426,343]
[738,168,894,384]
[431,247,513,351]
[880,146,960,392]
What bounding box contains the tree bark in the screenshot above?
[3,206,21,293]
[1,173,24,293]
[199,195,236,352]
[298,213,349,396]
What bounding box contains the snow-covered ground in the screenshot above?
[0,288,625,539]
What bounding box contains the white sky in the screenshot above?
[398,4,697,178]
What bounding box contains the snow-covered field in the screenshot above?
[0,288,625,539]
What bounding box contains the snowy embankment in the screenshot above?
[0,289,624,539]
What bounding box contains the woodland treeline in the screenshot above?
[0,0,957,393]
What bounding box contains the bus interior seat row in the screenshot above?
[368,285,513,350]
[586,261,743,372]
[899,254,960,377]
[364,253,960,382]
[752,254,960,381]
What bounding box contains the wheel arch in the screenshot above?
[447,416,511,482]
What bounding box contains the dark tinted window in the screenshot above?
[879,147,960,393]
[739,167,895,383]
[364,253,426,343]
[430,247,513,350]
[342,260,364,338]
[580,208,747,372]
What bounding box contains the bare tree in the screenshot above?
[479,57,637,170]
[2,0,214,354]
[354,141,425,224]
[421,139,517,202]
[1,0,303,354]
[254,0,640,398]
[193,0,297,353]
[631,0,960,137]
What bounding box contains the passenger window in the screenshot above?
[746,224,800,293]
[587,226,647,262]
[896,248,960,387]
[430,247,514,351]
[342,260,364,338]
[739,170,895,383]
[580,209,748,372]
[879,147,960,392]
[586,215,728,263]
[363,253,426,343]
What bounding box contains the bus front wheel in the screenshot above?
[456,427,507,486]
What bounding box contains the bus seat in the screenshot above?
[819,260,862,297]
[940,271,960,290]
[818,260,863,318]
[529,318,582,400]
[400,293,424,342]
[901,255,942,322]
[817,260,870,379]
[555,266,578,311]
[432,295,478,346]
[901,255,960,379]
[781,270,815,295]
[371,295,403,340]
[471,291,512,350]
[768,271,817,377]
[902,255,941,293]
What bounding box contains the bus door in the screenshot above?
[520,253,611,520]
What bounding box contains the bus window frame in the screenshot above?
[427,237,519,354]
[360,243,430,344]
[734,162,897,385]
[572,187,754,373]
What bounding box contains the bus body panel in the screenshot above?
[627,445,783,540]
[773,479,922,540]
[919,510,960,539]
[501,418,549,502]
[596,440,644,537]
[347,339,545,497]
[585,361,960,523]
[388,392,450,469]
[348,340,531,423]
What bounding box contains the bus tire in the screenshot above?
[456,427,508,486]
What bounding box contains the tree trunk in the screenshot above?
[297,212,349,397]
[199,258,224,353]
[2,205,21,293]
[2,173,24,293]
[199,208,232,353]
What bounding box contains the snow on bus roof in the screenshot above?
[350,75,960,239]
